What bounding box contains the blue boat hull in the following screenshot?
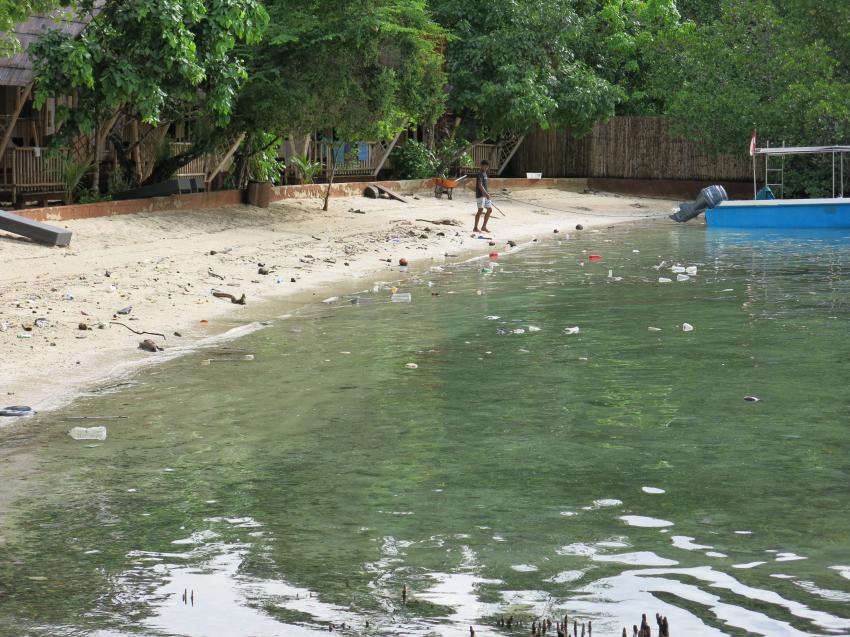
[705,198,850,228]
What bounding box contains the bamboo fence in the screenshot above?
[509,117,751,181]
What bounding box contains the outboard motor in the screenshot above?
[670,185,728,222]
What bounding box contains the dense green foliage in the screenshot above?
[28,0,267,184]
[390,137,472,178]
[658,0,850,152]
[390,140,440,179]
[31,0,267,126]
[233,0,444,144]
[429,0,683,139]
[13,0,850,190]
[0,0,71,55]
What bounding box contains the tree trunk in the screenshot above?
[108,132,137,186]
[322,142,335,212]
[92,115,100,193]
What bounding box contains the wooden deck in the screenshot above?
[300,136,401,178]
[460,136,525,176]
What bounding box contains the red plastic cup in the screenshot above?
[489,252,499,258]
[588,255,603,261]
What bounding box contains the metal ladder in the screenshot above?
[764,142,784,198]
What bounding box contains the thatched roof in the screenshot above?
[0,5,100,87]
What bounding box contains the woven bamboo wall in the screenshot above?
[509,117,751,181]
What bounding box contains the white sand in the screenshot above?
[0,185,672,415]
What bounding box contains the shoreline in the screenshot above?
[0,185,673,420]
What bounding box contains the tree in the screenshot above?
[0,0,74,56]
[229,0,446,205]
[577,0,684,115]
[656,0,850,151]
[650,0,850,196]
[430,0,681,142]
[431,0,617,140]
[29,0,268,187]
[674,0,721,23]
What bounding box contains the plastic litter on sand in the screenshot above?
[68,426,107,441]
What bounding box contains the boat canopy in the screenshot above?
[755,145,850,156]
[752,144,848,199]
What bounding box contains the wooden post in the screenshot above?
[372,129,404,177]
[129,119,142,183]
[0,83,34,160]
[496,134,525,175]
[206,132,245,188]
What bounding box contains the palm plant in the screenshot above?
[62,157,93,203]
[289,153,322,184]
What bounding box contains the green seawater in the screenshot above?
[1,223,849,637]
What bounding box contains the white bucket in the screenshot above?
[526,172,542,179]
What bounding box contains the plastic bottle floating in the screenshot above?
[588,255,603,261]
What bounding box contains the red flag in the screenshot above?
[749,131,756,156]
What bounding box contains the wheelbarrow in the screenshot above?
[433,175,468,200]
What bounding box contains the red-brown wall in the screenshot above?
[14,178,590,222]
[587,178,754,200]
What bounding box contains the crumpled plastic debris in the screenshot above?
[68,426,107,441]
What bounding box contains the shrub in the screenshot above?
[391,140,439,179]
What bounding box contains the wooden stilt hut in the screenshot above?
[0,12,93,206]
[0,8,234,207]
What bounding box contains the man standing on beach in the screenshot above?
[473,160,493,233]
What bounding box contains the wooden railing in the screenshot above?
[296,136,401,178]
[170,142,209,179]
[0,147,65,202]
[458,137,525,176]
[308,141,376,176]
[135,138,223,183]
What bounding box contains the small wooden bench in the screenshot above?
[14,190,66,209]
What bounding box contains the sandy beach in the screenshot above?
[0,183,673,415]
